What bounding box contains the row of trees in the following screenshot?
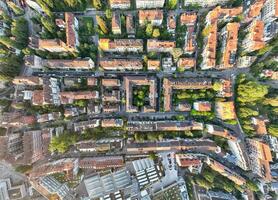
[236,74,278,137]
[36,0,87,12]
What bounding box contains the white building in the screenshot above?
[136,0,165,8]
[184,0,229,6]
[0,178,27,200]
[261,0,278,23]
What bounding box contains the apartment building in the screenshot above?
[177,58,196,69]
[13,76,43,86]
[215,101,236,120]
[31,13,78,53]
[138,10,164,26]
[184,0,229,6]
[242,20,265,52]
[102,78,121,87]
[99,39,143,53]
[127,120,203,131]
[42,58,95,70]
[218,23,240,69]
[205,158,246,185]
[60,91,99,104]
[99,58,143,71]
[123,76,157,113]
[136,0,165,8]
[262,0,278,22]
[126,14,135,35]
[228,140,250,170]
[167,12,176,34]
[74,119,100,132]
[246,139,273,182]
[126,139,218,153]
[101,119,123,127]
[206,124,237,141]
[147,39,176,52]
[109,0,130,9]
[163,78,212,111]
[112,13,121,34]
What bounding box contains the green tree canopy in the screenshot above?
[49,132,78,153]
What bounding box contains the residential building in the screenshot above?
[244,0,265,20]
[126,139,218,153]
[74,119,100,132]
[215,101,236,120]
[23,130,50,164]
[37,112,61,123]
[147,39,176,52]
[167,12,176,34]
[136,0,165,8]
[175,154,204,174]
[216,79,233,97]
[237,56,256,68]
[0,178,27,200]
[39,176,75,200]
[264,20,278,41]
[206,124,237,141]
[43,58,95,70]
[163,78,212,111]
[102,90,121,102]
[13,76,43,86]
[99,58,143,70]
[261,0,278,22]
[99,39,143,53]
[102,78,121,87]
[30,158,79,179]
[242,20,265,52]
[180,13,197,54]
[218,23,240,69]
[24,55,44,70]
[84,168,132,199]
[246,139,273,182]
[184,0,230,7]
[193,101,212,112]
[162,57,175,71]
[127,120,203,132]
[101,119,124,127]
[175,102,192,112]
[0,112,36,128]
[147,60,160,71]
[103,104,121,113]
[205,158,246,185]
[123,76,157,112]
[228,140,250,170]
[79,156,124,169]
[87,77,98,86]
[60,91,99,104]
[31,78,60,106]
[138,10,163,26]
[31,13,78,53]
[112,13,122,34]
[109,0,130,9]
[126,14,135,35]
[252,117,268,135]
[177,58,196,70]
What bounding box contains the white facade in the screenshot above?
[136,0,165,8]
[184,0,229,6]
[262,0,278,23]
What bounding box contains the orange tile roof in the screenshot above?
[102,79,121,87]
[147,60,160,70]
[177,58,196,69]
[248,0,265,18]
[87,77,98,86]
[65,12,76,48]
[221,23,240,69]
[32,90,44,105]
[99,58,143,70]
[138,10,163,23]
[215,101,236,120]
[112,13,121,33]
[147,39,176,52]
[167,12,176,30]
[44,58,94,69]
[180,13,197,25]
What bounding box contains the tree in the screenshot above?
[92,0,102,9]
[263,97,278,107]
[238,107,259,118]
[11,17,29,49]
[7,2,24,16]
[202,25,212,37]
[149,152,158,160]
[145,24,153,37]
[213,81,222,91]
[152,28,160,38]
[268,125,278,137]
[167,0,178,9]
[171,48,183,61]
[237,80,268,103]
[49,132,78,153]
[65,0,78,7]
[246,180,259,192]
[41,17,57,35]
[96,16,108,34]
[105,9,112,19]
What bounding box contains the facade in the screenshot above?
[184,0,230,6]
[138,10,164,26]
[99,39,143,53]
[112,13,122,34]
[109,0,130,9]
[136,0,165,8]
